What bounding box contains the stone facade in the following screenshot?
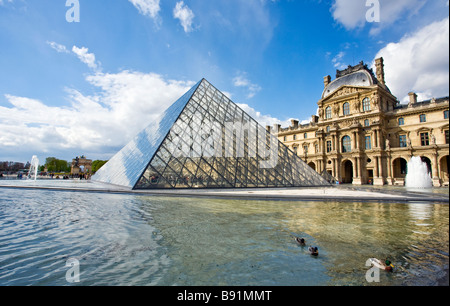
[278,58,449,186]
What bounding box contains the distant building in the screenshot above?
[71,155,92,175]
[278,58,449,186]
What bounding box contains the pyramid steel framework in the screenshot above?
[92,79,329,189]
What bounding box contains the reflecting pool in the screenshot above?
[0,184,448,286]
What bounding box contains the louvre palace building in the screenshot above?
[277,57,449,187]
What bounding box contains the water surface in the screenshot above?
[0,185,448,286]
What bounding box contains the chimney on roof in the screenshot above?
[375,57,385,86]
[273,124,281,134]
[324,75,331,88]
[291,119,299,129]
[408,92,417,106]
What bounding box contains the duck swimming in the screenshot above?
[369,258,394,272]
[295,237,306,246]
[385,259,394,272]
[308,246,319,256]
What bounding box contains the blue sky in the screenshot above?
[0,0,449,163]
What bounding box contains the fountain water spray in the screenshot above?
[405,156,433,188]
[27,155,39,181]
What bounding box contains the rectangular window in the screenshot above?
[444,110,449,119]
[343,103,350,115]
[342,136,351,153]
[326,107,332,119]
[398,118,404,126]
[362,98,371,112]
[365,136,372,150]
[420,114,427,123]
[293,134,297,140]
[399,135,407,148]
[326,140,332,153]
[420,132,429,146]
[445,130,449,144]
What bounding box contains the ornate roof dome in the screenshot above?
[322,70,375,99]
[321,60,391,99]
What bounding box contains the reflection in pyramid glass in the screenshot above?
[92,79,329,189]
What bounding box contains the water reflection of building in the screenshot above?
[71,155,92,176]
[278,58,449,186]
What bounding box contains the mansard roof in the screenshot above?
[322,61,391,99]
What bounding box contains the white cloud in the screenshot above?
[0,65,293,161]
[72,46,100,71]
[0,0,13,6]
[47,41,70,53]
[331,0,425,34]
[173,1,195,33]
[331,51,347,70]
[0,95,80,153]
[236,103,293,130]
[128,0,160,20]
[0,71,194,160]
[331,0,367,30]
[233,73,262,99]
[374,17,449,102]
[6,39,299,161]
[47,41,100,70]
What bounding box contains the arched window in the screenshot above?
[343,102,350,115]
[362,98,371,112]
[325,107,332,119]
[342,136,351,153]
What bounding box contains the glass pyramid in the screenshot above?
[92,79,329,189]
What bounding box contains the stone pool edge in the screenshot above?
[1,184,448,204]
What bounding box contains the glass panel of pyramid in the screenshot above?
[92,79,330,189]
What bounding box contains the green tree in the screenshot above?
[92,160,108,173]
[45,157,70,173]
